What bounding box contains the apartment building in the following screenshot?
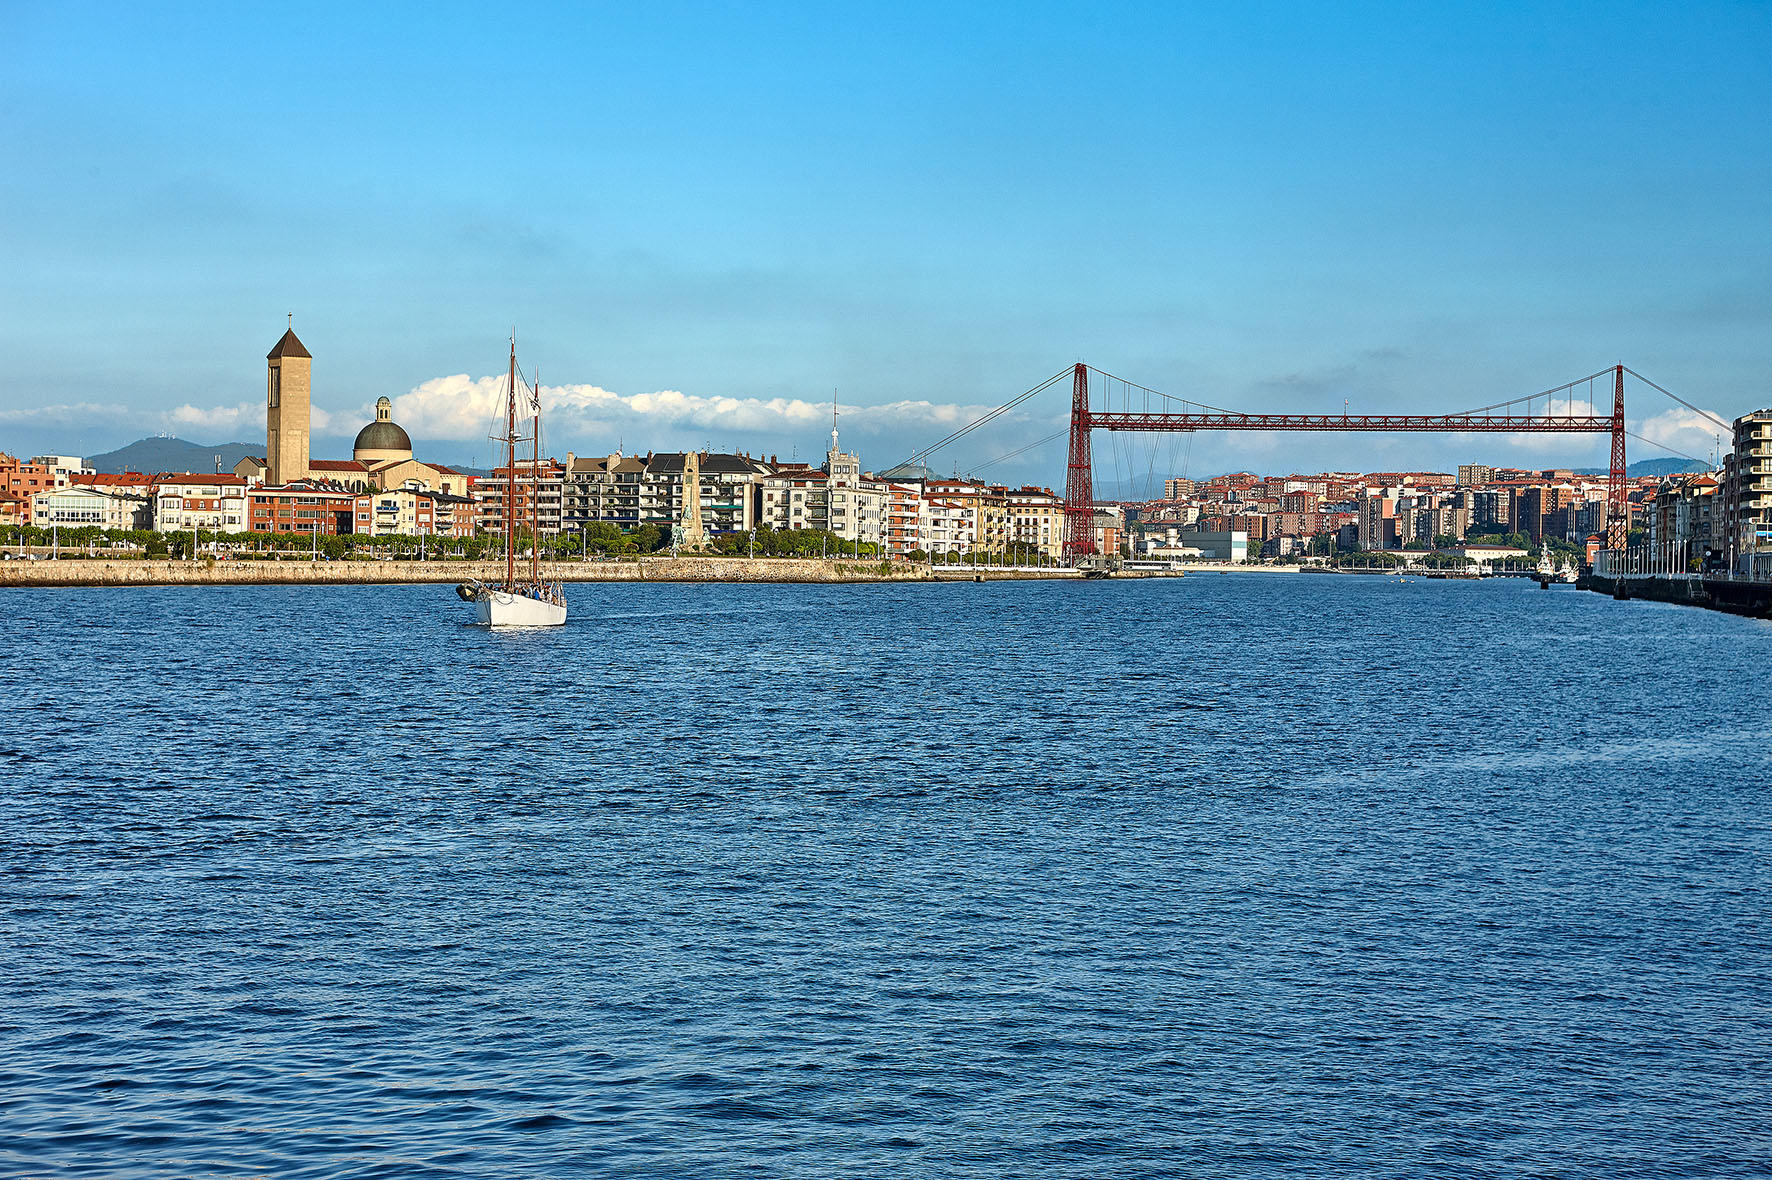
[30,485,152,530]
[884,483,926,558]
[1724,409,1772,562]
[1005,486,1065,559]
[474,462,565,536]
[360,486,478,537]
[247,484,359,535]
[154,474,250,534]
[926,479,1008,555]
[759,467,831,533]
[561,452,645,531]
[637,452,767,536]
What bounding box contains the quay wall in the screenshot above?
[0,557,960,588]
[1585,572,1772,618]
[1586,572,1709,607]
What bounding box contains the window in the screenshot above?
[269,366,281,408]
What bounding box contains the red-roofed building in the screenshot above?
[152,474,250,533]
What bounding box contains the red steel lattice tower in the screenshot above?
[1607,364,1628,551]
[1062,362,1096,560]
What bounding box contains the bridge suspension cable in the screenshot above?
[891,366,1072,473]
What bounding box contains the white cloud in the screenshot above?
[379,374,1006,445]
[0,400,133,425]
[1492,398,1728,464]
[1635,406,1731,465]
[163,400,336,436]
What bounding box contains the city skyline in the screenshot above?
[3,3,1769,477]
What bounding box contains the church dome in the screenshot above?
[354,397,413,462]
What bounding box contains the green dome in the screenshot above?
[354,397,412,457]
[354,420,412,453]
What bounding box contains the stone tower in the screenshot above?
[266,327,312,486]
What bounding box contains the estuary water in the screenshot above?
[1,576,1769,1178]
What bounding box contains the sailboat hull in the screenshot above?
[475,588,568,627]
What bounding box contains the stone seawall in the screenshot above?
[1583,571,1772,618]
[0,557,958,588]
[1586,572,1710,606]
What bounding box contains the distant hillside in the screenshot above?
[88,437,262,475]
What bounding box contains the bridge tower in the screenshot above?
[1607,364,1628,551]
[1062,363,1095,561]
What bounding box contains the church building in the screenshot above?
[238,327,471,499]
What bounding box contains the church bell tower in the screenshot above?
[266,323,312,486]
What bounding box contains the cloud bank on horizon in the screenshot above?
[2,374,1734,479]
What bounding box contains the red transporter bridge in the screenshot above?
[1060,363,1636,563]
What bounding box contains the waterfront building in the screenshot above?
[821,429,887,551]
[923,497,975,556]
[1,453,82,526]
[638,452,767,536]
[1724,409,1772,564]
[926,479,1008,555]
[153,474,249,533]
[246,483,359,535]
[1005,486,1065,560]
[1092,506,1125,557]
[1644,475,1721,566]
[359,485,477,537]
[1171,528,1248,562]
[244,481,476,537]
[561,452,645,532]
[474,462,565,536]
[884,483,926,557]
[1453,543,1529,566]
[30,485,151,530]
[759,466,830,533]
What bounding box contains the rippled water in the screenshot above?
[2,577,1769,1177]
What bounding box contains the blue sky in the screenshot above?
[3,1,1769,480]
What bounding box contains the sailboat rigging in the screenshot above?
[455,337,567,626]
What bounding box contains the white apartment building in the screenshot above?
[154,475,250,534]
[31,486,152,530]
[759,468,830,532]
[1005,486,1065,560]
[924,498,976,556]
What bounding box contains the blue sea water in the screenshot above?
[1,576,1769,1178]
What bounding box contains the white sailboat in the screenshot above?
[456,338,567,626]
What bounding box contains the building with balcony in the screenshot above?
[1724,410,1772,565]
[154,474,250,534]
[247,483,360,535]
[474,463,565,536]
[1005,486,1065,560]
[30,485,152,531]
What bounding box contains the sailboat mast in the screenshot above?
[531,368,542,583]
[506,338,517,591]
